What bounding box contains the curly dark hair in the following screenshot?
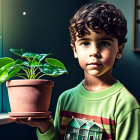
[69,1,127,46]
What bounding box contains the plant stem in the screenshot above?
[34,71,42,79]
[32,67,36,79]
[15,74,27,79]
[37,74,47,79]
[16,73,27,76]
[29,67,35,79]
[30,67,32,79]
[22,68,29,78]
[34,67,39,73]
[25,57,31,62]
[27,67,30,78]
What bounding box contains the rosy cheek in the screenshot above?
[105,58,114,66]
[102,52,115,66]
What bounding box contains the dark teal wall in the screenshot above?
[2,0,87,113]
[108,0,140,104]
[0,0,139,140]
[89,0,140,103]
[0,0,87,140]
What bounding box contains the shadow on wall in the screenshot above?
[88,0,140,104]
[2,0,88,113]
[113,52,140,104]
[1,0,87,140]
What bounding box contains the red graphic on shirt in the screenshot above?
[60,110,115,140]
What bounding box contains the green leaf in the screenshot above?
[13,59,23,66]
[22,52,39,58]
[29,58,42,67]
[0,59,24,84]
[10,48,28,57]
[0,57,14,68]
[8,66,21,77]
[0,62,14,75]
[0,67,21,84]
[23,61,30,66]
[22,53,53,61]
[45,58,66,69]
[20,49,28,54]
[39,63,68,77]
[0,62,14,71]
[0,70,9,84]
[38,53,53,61]
[0,48,68,81]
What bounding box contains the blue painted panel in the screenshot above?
[3,83,10,112]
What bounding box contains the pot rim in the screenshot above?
[6,79,54,87]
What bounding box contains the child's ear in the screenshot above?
[71,44,78,58]
[116,43,125,59]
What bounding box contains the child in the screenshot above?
[15,1,140,140]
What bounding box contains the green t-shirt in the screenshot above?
[37,80,140,140]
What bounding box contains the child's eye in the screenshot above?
[99,41,111,47]
[80,42,91,46]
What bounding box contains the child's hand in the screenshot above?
[12,115,52,134]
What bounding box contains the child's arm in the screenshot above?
[14,95,62,139]
[14,114,59,140]
[36,97,62,140]
[36,118,58,140]
[115,108,140,139]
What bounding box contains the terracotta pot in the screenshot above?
[6,79,54,113]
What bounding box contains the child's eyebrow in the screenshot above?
[99,37,114,42]
[77,37,114,42]
[77,38,91,42]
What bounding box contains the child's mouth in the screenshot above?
[87,62,102,67]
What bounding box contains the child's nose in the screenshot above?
[89,45,100,57]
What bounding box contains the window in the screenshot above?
[89,136,94,140]
[65,133,70,140]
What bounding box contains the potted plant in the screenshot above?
[0,48,68,117]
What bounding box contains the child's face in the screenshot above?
[72,29,124,77]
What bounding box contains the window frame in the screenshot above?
[133,0,140,51]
